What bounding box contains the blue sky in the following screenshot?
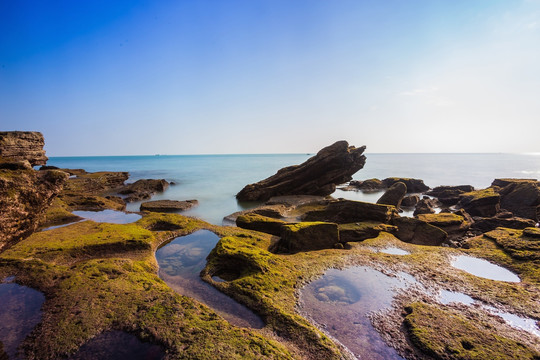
[1,0,539,155]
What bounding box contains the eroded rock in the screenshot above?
[140,199,198,212]
[0,131,48,166]
[237,141,366,201]
[119,179,169,202]
[381,178,429,193]
[377,182,407,208]
[457,188,500,217]
[275,222,339,253]
[303,199,396,224]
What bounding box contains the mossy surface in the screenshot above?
[404,302,540,359]
[460,188,499,200]
[416,213,465,226]
[0,213,292,359]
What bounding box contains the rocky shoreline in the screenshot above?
[1,134,539,359]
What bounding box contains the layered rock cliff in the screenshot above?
[0,131,48,166]
[237,141,366,201]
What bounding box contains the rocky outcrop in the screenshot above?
[496,180,540,222]
[457,189,500,217]
[427,185,474,206]
[0,131,48,166]
[302,199,396,224]
[338,222,397,242]
[236,141,366,201]
[377,182,407,208]
[393,217,447,246]
[63,171,129,195]
[118,179,169,202]
[381,178,429,193]
[401,195,420,208]
[471,215,536,233]
[416,213,470,237]
[0,169,68,250]
[413,198,439,216]
[140,199,198,212]
[236,214,288,236]
[344,178,384,192]
[274,222,339,253]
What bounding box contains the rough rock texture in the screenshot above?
[275,222,339,253]
[236,214,287,236]
[338,222,397,242]
[237,141,366,201]
[401,195,420,208]
[377,182,407,208]
[381,178,429,193]
[0,131,48,166]
[64,171,129,195]
[416,213,470,236]
[140,199,198,212]
[497,180,540,222]
[0,169,68,250]
[413,198,438,216]
[471,216,536,233]
[393,217,448,246]
[427,185,474,206]
[346,178,384,191]
[302,199,396,224]
[457,189,500,217]
[118,179,169,202]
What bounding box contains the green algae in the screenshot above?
[404,302,540,359]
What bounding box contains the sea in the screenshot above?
[47,153,540,225]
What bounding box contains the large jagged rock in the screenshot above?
[0,131,48,166]
[0,169,68,250]
[236,141,366,201]
[302,199,396,224]
[495,179,540,222]
[377,182,407,208]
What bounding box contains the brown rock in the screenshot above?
[457,189,500,217]
[64,171,129,195]
[0,131,48,166]
[118,179,169,202]
[471,216,536,233]
[413,198,438,216]
[401,195,420,208]
[0,169,68,250]
[377,182,407,208]
[302,199,396,224]
[427,185,474,206]
[381,178,429,193]
[338,222,398,242]
[236,214,287,236]
[275,222,339,253]
[497,180,540,221]
[393,217,447,246]
[140,199,197,212]
[236,141,366,201]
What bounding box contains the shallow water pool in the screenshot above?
[451,255,520,282]
[72,210,141,224]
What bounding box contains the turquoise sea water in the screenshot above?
[47,153,540,225]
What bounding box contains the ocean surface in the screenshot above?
[47,153,540,225]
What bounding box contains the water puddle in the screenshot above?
[71,210,141,224]
[437,290,540,337]
[378,247,410,256]
[451,255,520,282]
[298,266,415,360]
[0,279,45,360]
[155,230,264,329]
[68,331,164,360]
[42,220,86,231]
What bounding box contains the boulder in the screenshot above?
[275,222,339,253]
[497,180,540,222]
[377,182,407,208]
[236,214,287,236]
[381,178,429,193]
[471,216,536,233]
[427,185,474,206]
[491,178,538,188]
[401,195,420,208]
[338,221,397,242]
[416,213,470,235]
[0,169,68,250]
[393,217,448,246]
[347,178,384,192]
[413,198,438,216]
[236,141,366,201]
[457,188,500,217]
[0,131,48,166]
[302,199,396,224]
[140,199,198,212]
[64,171,129,195]
[119,179,169,202]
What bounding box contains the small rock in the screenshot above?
[140,199,198,212]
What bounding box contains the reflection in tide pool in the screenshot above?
[451,255,520,282]
[0,280,45,360]
[378,247,410,256]
[299,266,414,360]
[72,210,141,224]
[155,230,264,328]
[68,331,164,360]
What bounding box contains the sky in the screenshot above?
[1,0,539,156]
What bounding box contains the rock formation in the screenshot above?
[118,179,169,202]
[377,181,407,208]
[0,131,48,166]
[236,141,366,201]
[495,179,540,222]
[381,178,429,193]
[140,199,198,212]
[427,185,474,206]
[0,169,68,250]
[275,222,339,253]
[302,199,396,224]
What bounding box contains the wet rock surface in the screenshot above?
[118,179,169,202]
[377,181,407,208]
[275,222,339,253]
[0,131,48,166]
[381,177,429,193]
[237,141,366,201]
[303,199,396,224]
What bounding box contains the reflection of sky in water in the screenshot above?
[72,210,141,224]
[451,255,520,282]
[378,247,410,256]
[155,230,264,329]
[299,266,414,360]
[0,282,45,359]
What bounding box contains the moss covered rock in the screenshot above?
[457,188,500,217]
[276,222,339,253]
[338,221,397,242]
[393,217,448,246]
[236,213,287,236]
[303,199,396,224]
[377,181,407,208]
